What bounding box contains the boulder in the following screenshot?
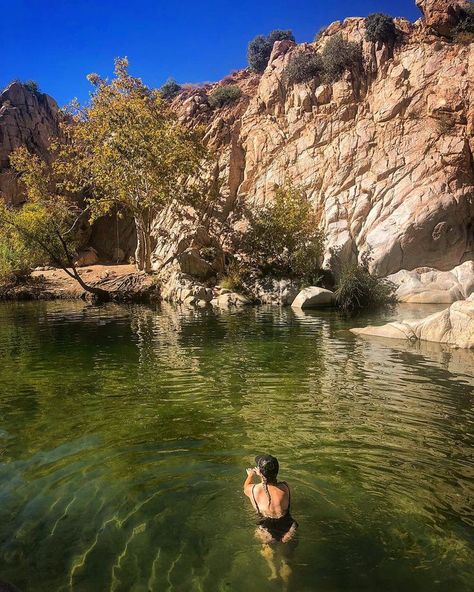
[74,247,99,267]
[387,261,474,303]
[291,287,335,309]
[161,270,215,305]
[351,296,474,348]
[252,278,300,306]
[178,249,214,279]
[211,292,251,308]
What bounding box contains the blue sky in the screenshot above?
[1,0,421,106]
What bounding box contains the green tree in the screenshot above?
[62,57,209,272]
[364,13,396,43]
[159,77,181,100]
[243,183,324,281]
[2,148,109,299]
[0,212,37,281]
[247,30,295,72]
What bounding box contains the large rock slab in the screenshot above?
[351,296,474,348]
[387,261,474,303]
[291,287,335,309]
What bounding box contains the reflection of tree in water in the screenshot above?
[0,302,473,591]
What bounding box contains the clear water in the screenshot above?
[0,301,473,592]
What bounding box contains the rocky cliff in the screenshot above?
[163,0,473,278]
[0,82,60,205]
[1,0,473,280]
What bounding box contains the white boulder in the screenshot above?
[387,261,474,304]
[291,287,335,309]
[351,297,474,349]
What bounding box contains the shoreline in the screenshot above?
[0,264,160,303]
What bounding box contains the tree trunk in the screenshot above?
[134,210,153,273]
[70,266,110,302]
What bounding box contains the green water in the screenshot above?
[0,301,473,592]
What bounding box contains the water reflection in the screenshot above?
[0,301,472,591]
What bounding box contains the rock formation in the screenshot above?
[0,82,60,204]
[387,261,474,302]
[416,0,469,36]
[1,1,473,286]
[291,287,336,308]
[351,294,474,348]
[163,0,473,280]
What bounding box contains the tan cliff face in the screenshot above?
[0,82,60,205]
[168,0,473,277]
[1,0,473,278]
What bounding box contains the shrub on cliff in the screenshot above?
[242,183,324,282]
[364,13,396,43]
[159,78,181,100]
[247,29,295,73]
[284,52,324,85]
[321,34,363,82]
[208,85,242,108]
[453,2,474,40]
[23,80,40,93]
[335,263,396,314]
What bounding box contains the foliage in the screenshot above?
[453,2,474,39]
[0,217,35,281]
[335,263,396,314]
[267,29,295,45]
[364,13,396,43]
[242,183,324,282]
[23,80,40,93]
[284,52,324,85]
[219,261,246,292]
[0,199,78,286]
[208,85,242,108]
[321,35,363,82]
[247,35,272,73]
[159,77,181,100]
[1,149,102,294]
[247,30,295,72]
[62,57,209,272]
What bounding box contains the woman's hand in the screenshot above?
[246,467,257,476]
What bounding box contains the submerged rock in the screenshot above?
[291,287,336,309]
[210,292,251,308]
[351,296,474,348]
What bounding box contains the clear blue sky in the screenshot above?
[1,0,421,107]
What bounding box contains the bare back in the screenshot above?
[251,482,290,518]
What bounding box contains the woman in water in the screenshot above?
[243,454,298,581]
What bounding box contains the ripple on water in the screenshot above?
[0,301,472,591]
